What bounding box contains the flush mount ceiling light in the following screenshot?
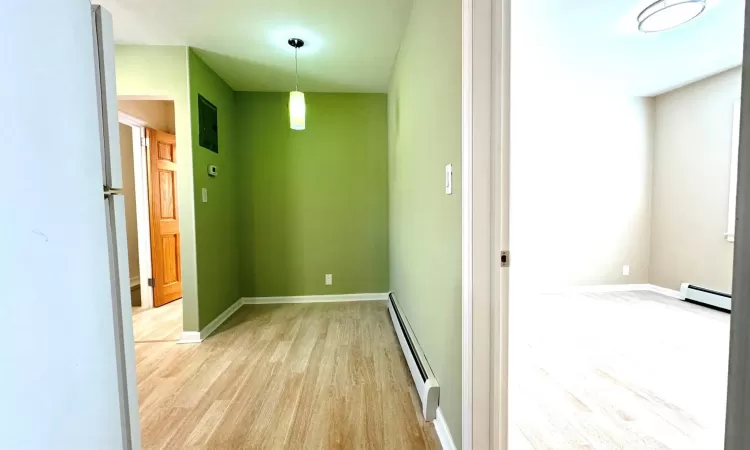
[637,0,706,32]
[288,38,306,131]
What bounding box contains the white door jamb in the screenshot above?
[462,0,510,448]
[117,111,154,309]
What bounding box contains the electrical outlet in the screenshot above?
[201,188,208,203]
[622,265,630,276]
[325,274,333,285]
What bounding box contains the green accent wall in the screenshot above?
[235,92,389,298]
[188,50,241,328]
[114,45,200,332]
[387,0,463,444]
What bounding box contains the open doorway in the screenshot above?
[507,0,744,448]
[118,99,183,342]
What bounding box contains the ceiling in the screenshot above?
[513,0,745,96]
[98,0,414,93]
[100,0,744,96]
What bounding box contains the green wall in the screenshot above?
[188,50,241,328]
[387,0,463,444]
[235,92,389,297]
[115,45,200,332]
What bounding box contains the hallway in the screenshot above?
[134,302,440,449]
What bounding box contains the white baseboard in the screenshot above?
[178,297,244,344]
[177,293,387,344]
[537,283,683,299]
[241,292,389,305]
[178,331,201,344]
[646,284,683,299]
[434,407,456,450]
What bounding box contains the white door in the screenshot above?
[0,1,130,448]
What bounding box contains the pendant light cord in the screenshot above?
[295,47,299,91]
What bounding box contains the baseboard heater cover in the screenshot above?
[387,293,440,421]
[680,283,731,311]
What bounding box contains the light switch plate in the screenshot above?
[325,274,333,285]
[622,265,630,276]
[202,188,208,203]
[445,164,453,195]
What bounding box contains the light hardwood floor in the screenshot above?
[510,290,730,449]
[133,301,440,450]
[132,299,183,342]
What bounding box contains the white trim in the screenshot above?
[462,0,506,447]
[538,283,651,294]
[118,94,172,101]
[178,297,244,343]
[728,98,741,242]
[117,111,147,127]
[117,115,154,309]
[492,1,512,449]
[434,407,457,450]
[535,283,684,299]
[178,331,201,344]
[177,294,389,344]
[199,297,244,340]
[647,284,684,299]
[241,293,388,305]
[132,125,152,308]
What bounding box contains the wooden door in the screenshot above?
[146,128,182,307]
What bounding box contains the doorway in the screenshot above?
[118,99,183,342]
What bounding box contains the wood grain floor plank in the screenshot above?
[132,301,440,449]
[510,290,729,449]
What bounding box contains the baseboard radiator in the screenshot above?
[680,283,731,311]
[387,293,439,421]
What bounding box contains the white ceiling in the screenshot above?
[97,0,414,93]
[513,0,745,96]
[100,0,743,96]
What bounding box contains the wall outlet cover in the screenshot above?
[325,274,333,285]
[622,265,630,276]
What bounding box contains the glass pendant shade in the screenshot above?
[289,90,305,130]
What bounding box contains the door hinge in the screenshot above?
[500,250,510,268]
[147,278,155,288]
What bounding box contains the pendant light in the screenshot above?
[288,38,306,130]
[637,0,706,33]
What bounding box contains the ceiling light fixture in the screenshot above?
[637,0,706,32]
[288,38,305,131]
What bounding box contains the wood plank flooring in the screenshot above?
[133,301,440,450]
[132,299,182,343]
[510,290,730,449]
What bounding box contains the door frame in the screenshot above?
[106,4,511,448]
[462,0,510,448]
[118,111,154,309]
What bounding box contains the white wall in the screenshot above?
[510,78,654,290]
[119,123,140,287]
[650,67,741,292]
